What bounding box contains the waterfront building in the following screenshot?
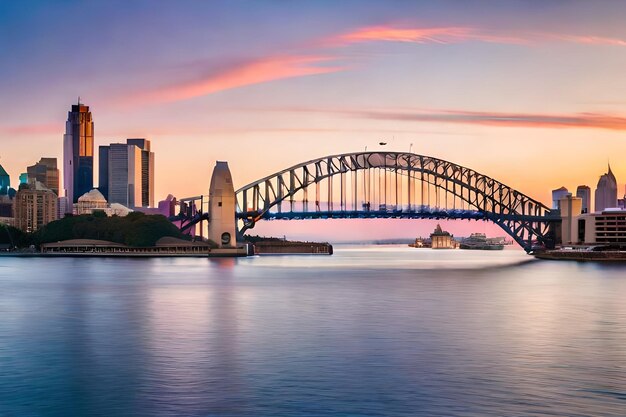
[594,164,618,212]
[27,158,59,196]
[101,143,142,207]
[0,164,10,195]
[63,101,94,203]
[551,186,570,210]
[430,224,456,249]
[15,181,57,233]
[575,185,591,214]
[574,209,626,246]
[126,138,155,207]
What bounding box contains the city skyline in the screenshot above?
[1,1,626,239]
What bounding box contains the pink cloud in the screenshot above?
[123,55,345,105]
[549,34,626,46]
[278,107,626,131]
[327,25,528,46]
[326,24,626,48]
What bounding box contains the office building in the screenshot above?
[559,195,583,245]
[15,182,57,233]
[0,164,9,194]
[126,138,155,207]
[551,186,570,210]
[27,158,59,195]
[100,139,154,208]
[98,146,109,199]
[19,173,28,185]
[594,164,618,212]
[63,101,94,203]
[575,185,591,214]
[104,143,142,207]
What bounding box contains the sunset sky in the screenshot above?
[2,1,626,240]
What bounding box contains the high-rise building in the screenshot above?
[27,158,59,196]
[15,182,57,232]
[552,186,570,210]
[126,138,154,207]
[98,146,109,199]
[575,185,591,214]
[19,173,28,185]
[0,164,10,195]
[63,101,94,203]
[594,164,618,212]
[103,143,142,207]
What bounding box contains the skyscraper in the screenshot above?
[576,185,591,214]
[98,146,109,199]
[126,139,154,207]
[0,163,10,195]
[63,101,94,203]
[594,164,618,212]
[27,158,59,196]
[552,186,570,210]
[104,143,142,207]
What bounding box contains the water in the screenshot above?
[1,246,625,416]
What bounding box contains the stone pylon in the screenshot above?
[208,161,236,247]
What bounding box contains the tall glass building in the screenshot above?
[63,101,94,203]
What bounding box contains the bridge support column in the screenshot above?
[209,161,237,248]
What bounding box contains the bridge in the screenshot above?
[178,151,561,253]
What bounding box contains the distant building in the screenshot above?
[126,138,155,207]
[63,101,94,203]
[559,195,583,245]
[15,181,57,232]
[27,157,59,196]
[74,189,133,217]
[0,164,10,195]
[0,194,14,226]
[57,196,71,219]
[101,143,142,207]
[552,186,570,210]
[74,189,108,215]
[19,173,28,185]
[618,186,626,210]
[98,145,109,199]
[594,164,618,212]
[99,142,142,207]
[430,224,456,249]
[575,185,591,214]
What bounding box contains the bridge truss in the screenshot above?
[235,152,560,252]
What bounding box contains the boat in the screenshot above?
[460,233,504,250]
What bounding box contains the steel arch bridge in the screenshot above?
[235,151,560,252]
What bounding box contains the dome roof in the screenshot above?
[78,189,107,202]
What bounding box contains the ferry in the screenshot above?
[460,233,504,250]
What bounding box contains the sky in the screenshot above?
[1,0,626,240]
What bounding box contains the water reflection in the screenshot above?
[0,247,625,416]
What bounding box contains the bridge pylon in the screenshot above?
[208,161,237,248]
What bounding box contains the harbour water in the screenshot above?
[1,246,625,416]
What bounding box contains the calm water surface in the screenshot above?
[1,246,625,416]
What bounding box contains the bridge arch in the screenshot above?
[235,152,560,252]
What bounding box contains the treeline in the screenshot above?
[0,212,189,248]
